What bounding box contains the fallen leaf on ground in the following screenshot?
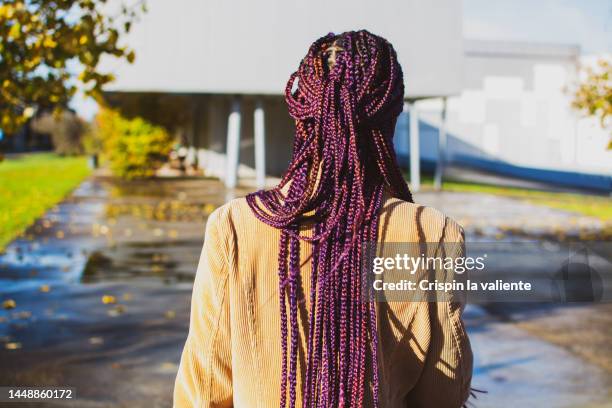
[40,284,50,293]
[102,295,117,304]
[204,204,216,215]
[2,299,16,310]
[165,310,176,319]
[5,342,21,350]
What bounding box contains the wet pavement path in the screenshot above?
[415,190,610,240]
[0,177,249,407]
[465,305,612,408]
[0,176,610,407]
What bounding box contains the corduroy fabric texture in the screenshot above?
[174,196,472,408]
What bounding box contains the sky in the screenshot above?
[463,0,612,54]
[72,0,612,119]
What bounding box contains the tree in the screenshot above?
[571,57,612,149]
[30,110,86,155]
[0,0,145,134]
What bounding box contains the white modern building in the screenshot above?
[101,0,463,188]
[102,0,611,192]
[396,40,611,191]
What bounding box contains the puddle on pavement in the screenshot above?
[82,241,199,284]
[0,177,245,293]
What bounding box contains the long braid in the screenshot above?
[246,30,412,408]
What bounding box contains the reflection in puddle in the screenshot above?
[82,241,198,284]
[0,177,248,293]
[105,201,216,222]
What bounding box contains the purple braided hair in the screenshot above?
[246,30,413,408]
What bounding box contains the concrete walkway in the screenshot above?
[415,190,607,239]
[0,176,610,407]
[465,305,612,408]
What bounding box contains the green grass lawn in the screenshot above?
[0,153,92,249]
[418,176,612,222]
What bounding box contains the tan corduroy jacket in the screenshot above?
[174,196,473,408]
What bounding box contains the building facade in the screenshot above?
[396,40,611,191]
[102,0,611,191]
[102,0,464,187]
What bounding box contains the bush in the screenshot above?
[96,107,173,179]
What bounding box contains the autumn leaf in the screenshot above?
[5,342,22,350]
[204,204,216,215]
[101,295,117,305]
[2,299,16,310]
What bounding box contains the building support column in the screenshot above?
[434,97,448,191]
[409,101,420,192]
[254,98,266,189]
[225,97,242,188]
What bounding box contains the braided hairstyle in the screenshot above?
[246,30,413,408]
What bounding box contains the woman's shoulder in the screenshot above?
[381,196,464,243]
[206,197,252,228]
[205,197,269,238]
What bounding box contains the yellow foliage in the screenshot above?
[0,0,143,134]
[572,58,612,148]
[42,36,57,48]
[8,22,21,39]
[95,108,174,179]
